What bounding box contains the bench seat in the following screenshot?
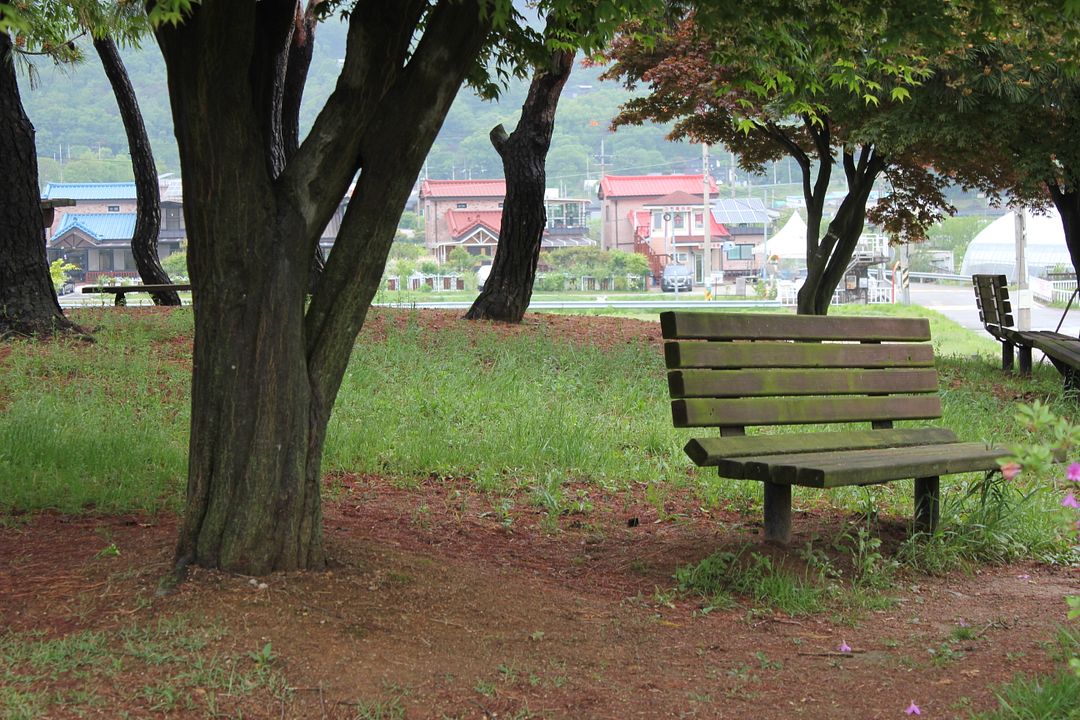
[710,442,1005,488]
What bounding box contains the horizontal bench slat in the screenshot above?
[672,395,942,427]
[669,368,939,398]
[733,443,1007,488]
[660,312,931,342]
[685,428,958,465]
[665,341,935,369]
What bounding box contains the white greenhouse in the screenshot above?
[960,210,1072,281]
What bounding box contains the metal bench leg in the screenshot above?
[115,292,127,307]
[1001,342,1014,372]
[1018,345,1032,375]
[763,482,791,544]
[914,476,940,533]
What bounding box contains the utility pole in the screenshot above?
[1015,208,1031,330]
[597,136,610,251]
[729,151,736,198]
[702,143,712,289]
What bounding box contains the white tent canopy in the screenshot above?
[960,210,1072,281]
[753,212,807,260]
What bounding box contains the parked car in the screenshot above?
[661,264,693,292]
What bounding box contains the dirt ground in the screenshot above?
[1,310,1078,719]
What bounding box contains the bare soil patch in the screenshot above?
[2,309,1077,718]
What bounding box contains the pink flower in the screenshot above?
[1062,492,1079,509]
[905,701,921,715]
[1000,461,1022,481]
[1068,463,1080,482]
[839,641,851,653]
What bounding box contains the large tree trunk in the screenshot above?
[797,147,885,315]
[156,0,491,578]
[465,46,573,322]
[0,33,81,338]
[94,35,179,306]
[1047,181,1080,282]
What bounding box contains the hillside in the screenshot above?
[20,19,718,193]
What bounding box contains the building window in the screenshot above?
[456,202,467,209]
[107,205,120,213]
[653,212,662,230]
[673,212,685,230]
[694,211,704,229]
[164,207,183,231]
[725,244,754,260]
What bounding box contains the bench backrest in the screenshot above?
[972,274,1013,332]
[660,312,941,432]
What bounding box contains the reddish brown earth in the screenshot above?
[1,309,1078,719]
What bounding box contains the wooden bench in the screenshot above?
[661,311,1007,543]
[81,284,192,306]
[972,274,1080,390]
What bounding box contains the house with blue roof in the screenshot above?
[47,211,184,282]
[42,179,345,280]
[41,180,187,247]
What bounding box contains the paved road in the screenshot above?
[910,283,1080,337]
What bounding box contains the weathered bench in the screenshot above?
[661,311,1008,543]
[972,273,1080,390]
[81,284,192,306]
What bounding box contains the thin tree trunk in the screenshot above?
[0,33,83,338]
[1047,181,1080,282]
[465,47,573,323]
[93,35,179,306]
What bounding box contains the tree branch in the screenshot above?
[275,0,429,255]
[489,124,510,157]
[302,0,492,410]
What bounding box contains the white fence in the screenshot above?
[1030,276,1077,304]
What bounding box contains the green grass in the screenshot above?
[0,617,285,719]
[675,548,828,616]
[972,631,1080,719]
[0,304,1075,569]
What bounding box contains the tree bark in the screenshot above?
[1047,181,1080,282]
[93,34,180,306]
[0,33,82,338]
[280,0,328,291]
[155,0,491,578]
[465,46,574,323]
[796,146,885,315]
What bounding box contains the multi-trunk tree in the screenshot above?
[142,0,664,580]
[899,19,1080,280]
[604,6,973,314]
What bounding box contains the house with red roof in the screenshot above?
[418,179,592,263]
[599,174,719,282]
